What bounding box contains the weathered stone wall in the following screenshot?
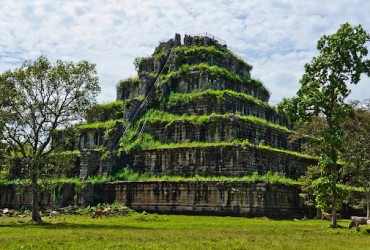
[123,145,316,179]
[138,57,154,73]
[79,128,105,149]
[103,181,308,217]
[122,99,150,122]
[169,49,251,78]
[79,151,102,178]
[78,122,123,151]
[183,34,227,49]
[144,117,304,151]
[79,150,122,178]
[117,77,151,101]
[0,184,75,209]
[1,181,362,218]
[0,183,103,209]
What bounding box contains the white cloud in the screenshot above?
[0,0,369,106]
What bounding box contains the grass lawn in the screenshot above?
[0,213,369,250]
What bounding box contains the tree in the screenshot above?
[341,100,370,217]
[0,56,100,223]
[279,23,370,227]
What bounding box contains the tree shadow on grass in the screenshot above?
[0,221,151,230]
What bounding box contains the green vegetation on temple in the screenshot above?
[118,122,313,160]
[0,169,299,186]
[161,89,272,109]
[139,109,291,132]
[85,100,123,123]
[171,45,253,70]
[77,119,122,130]
[159,63,269,96]
[117,77,140,89]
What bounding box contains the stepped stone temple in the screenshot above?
[1,33,319,217]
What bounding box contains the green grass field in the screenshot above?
[1,213,369,250]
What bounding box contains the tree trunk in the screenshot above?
[331,189,337,227]
[316,208,322,219]
[366,191,370,218]
[31,168,42,223]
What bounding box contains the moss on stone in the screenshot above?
[85,101,123,123]
[139,109,291,132]
[162,89,272,110]
[159,63,269,96]
[77,119,122,130]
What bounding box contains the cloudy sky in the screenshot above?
[0,0,369,105]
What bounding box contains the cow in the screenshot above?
[348,216,369,230]
[49,211,58,219]
[92,208,111,219]
[102,208,111,217]
[92,208,103,219]
[322,212,341,220]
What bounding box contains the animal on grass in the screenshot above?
[92,208,103,219]
[321,212,341,220]
[348,216,369,230]
[103,208,111,217]
[49,211,58,219]
[92,208,111,219]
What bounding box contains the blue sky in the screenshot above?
[0,0,369,105]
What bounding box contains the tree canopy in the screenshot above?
[279,23,370,227]
[0,56,100,222]
[342,100,370,217]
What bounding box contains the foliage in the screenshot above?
[117,77,140,89]
[146,171,300,185]
[118,125,161,153]
[341,100,370,216]
[311,175,347,211]
[287,117,327,157]
[77,119,122,130]
[0,170,299,186]
[299,165,321,207]
[278,23,370,227]
[153,50,168,62]
[0,56,100,222]
[122,96,145,110]
[133,57,144,72]
[85,101,123,123]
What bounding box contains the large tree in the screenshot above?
[342,100,370,217]
[0,56,100,223]
[279,23,370,227]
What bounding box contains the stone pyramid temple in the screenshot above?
[70,33,317,216]
[78,33,314,179]
[1,33,318,217]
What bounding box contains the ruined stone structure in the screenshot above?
[2,34,319,217]
[103,181,305,217]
